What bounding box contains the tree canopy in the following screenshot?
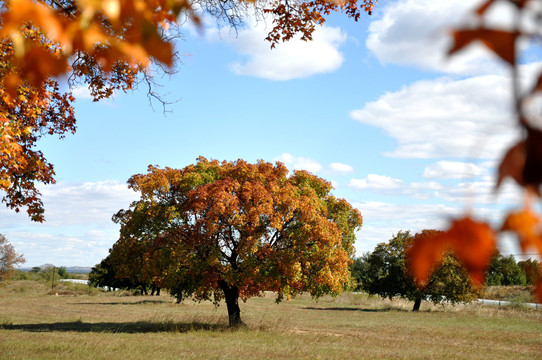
[362,230,479,311]
[0,0,375,221]
[108,157,362,327]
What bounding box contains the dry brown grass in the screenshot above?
[1,281,541,359]
[482,286,535,303]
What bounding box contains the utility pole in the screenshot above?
[52,266,55,291]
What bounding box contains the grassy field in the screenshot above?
[0,281,541,360]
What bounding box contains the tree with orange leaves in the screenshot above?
[0,0,375,221]
[0,234,25,286]
[407,0,542,303]
[109,157,362,327]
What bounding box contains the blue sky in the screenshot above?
[2,0,539,267]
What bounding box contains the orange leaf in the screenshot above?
[497,140,526,189]
[407,231,447,285]
[408,216,496,286]
[502,208,542,256]
[449,28,517,65]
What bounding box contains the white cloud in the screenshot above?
[329,162,354,175]
[37,181,138,226]
[423,161,484,179]
[366,0,512,75]
[210,23,347,80]
[71,85,94,99]
[352,200,524,256]
[353,201,461,253]
[350,75,516,159]
[348,174,404,190]
[0,180,140,266]
[274,153,323,173]
[6,230,115,267]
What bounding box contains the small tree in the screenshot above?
[57,266,68,279]
[363,231,479,311]
[110,157,362,327]
[0,234,26,286]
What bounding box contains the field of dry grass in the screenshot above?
[1,280,541,359]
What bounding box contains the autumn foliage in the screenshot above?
[0,0,374,221]
[108,157,362,327]
[407,0,542,302]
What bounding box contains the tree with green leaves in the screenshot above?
[108,157,362,327]
[362,230,479,311]
[486,253,526,286]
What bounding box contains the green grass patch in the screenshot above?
[0,281,540,359]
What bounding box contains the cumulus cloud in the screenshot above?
[273,154,356,176]
[350,75,516,159]
[352,200,523,256]
[346,170,521,206]
[7,230,116,267]
[0,180,139,266]
[366,0,514,75]
[348,174,404,190]
[274,153,323,173]
[353,201,461,253]
[71,85,94,100]
[37,181,139,227]
[423,161,484,179]
[329,162,354,175]
[210,23,347,80]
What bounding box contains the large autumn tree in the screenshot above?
[363,230,479,312]
[109,157,362,327]
[0,0,375,221]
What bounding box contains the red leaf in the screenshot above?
[502,208,542,256]
[497,140,526,189]
[523,127,542,193]
[449,28,518,66]
[407,216,496,286]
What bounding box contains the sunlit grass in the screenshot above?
[1,280,540,359]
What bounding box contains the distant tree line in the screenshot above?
[13,265,71,282]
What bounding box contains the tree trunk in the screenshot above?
[151,286,161,296]
[413,297,422,312]
[219,280,244,328]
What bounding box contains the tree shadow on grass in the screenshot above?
[302,306,409,313]
[70,299,169,306]
[0,320,227,333]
